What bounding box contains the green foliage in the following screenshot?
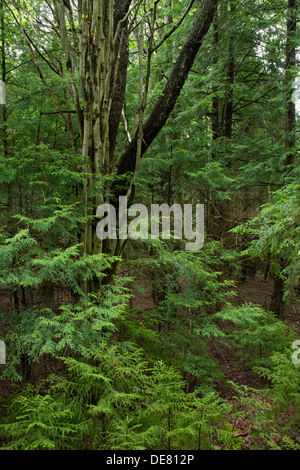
[0,229,117,295]
[119,241,237,390]
[0,0,299,452]
[232,183,300,300]
[215,302,296,365]
[1,275,130,381]
[0,229,41,289]
[0,385,79,450]
[254,348,300,423]
[1,347,236,451]
[267,434,300,450]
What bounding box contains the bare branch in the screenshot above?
[151,0,196,53]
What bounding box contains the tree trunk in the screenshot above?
[270,275,286,320]
[13,0,219,293]
[208,3,235,251]
[116,0,218,179]
[270,0,297,318]
[0,0,7,158]
[284,0,297,168]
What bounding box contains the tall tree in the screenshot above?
[0,0,7,159]
[270,0,298,318]
[6,0,218,291]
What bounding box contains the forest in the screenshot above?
[0,0,299,452]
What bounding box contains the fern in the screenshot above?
[253,348,300,422]
[1,344,237,450]
[0,386,79,450]
[215,302,296,365]
[1,274,131,382]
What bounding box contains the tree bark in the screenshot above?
[284,0,297,168]
[270,0,297,319]
[208,3,235,249]
[0,0,7,158]
[116,0,218,180]
[10,0,218,291]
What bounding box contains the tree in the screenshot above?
[1,0,300,450]
[269,0,298,318]
[5,0,218,293]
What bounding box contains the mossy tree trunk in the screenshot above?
[10,0,218,294]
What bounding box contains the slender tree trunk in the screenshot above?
[270,274,286,320]
[116,0,218,179]
[12,0,218,294]
[0,0,12,215]
[284,0,297,168]
[270,0,297,319]
[0,0,7,157]
[208,3,235,250]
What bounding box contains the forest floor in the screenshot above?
[0,273,299,450]
[130,273,300,450]
[211,276,299,449]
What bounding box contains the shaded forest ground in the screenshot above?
[0,271,299,450]
[130,272,300,384]
[129,272,300,449]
